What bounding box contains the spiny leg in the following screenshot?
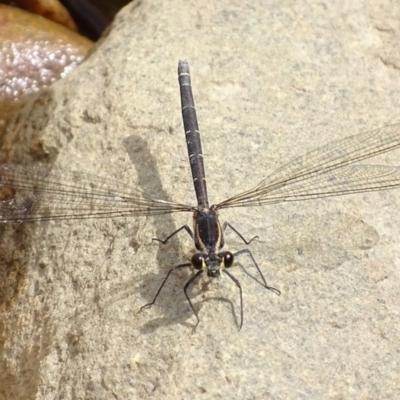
[234,248,281,295]
[183,270,203,330]
[141,263,192,310]
[223,221,258,245]
[223,270,244,330]
[153,225,194,244]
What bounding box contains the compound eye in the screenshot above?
[221,252,234,268]
[191,253,205,270]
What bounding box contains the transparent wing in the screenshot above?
[0,164,193,223]
[217,124,400,208]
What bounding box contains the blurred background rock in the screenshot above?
[0,0,133,131]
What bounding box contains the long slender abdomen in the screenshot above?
[178,60,209,208]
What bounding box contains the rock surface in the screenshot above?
[1,0,400,399]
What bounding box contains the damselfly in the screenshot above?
[1,61,400,329]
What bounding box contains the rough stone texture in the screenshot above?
[1,0,400,399]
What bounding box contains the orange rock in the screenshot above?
[0,4,93,124]
[8,0,78,31]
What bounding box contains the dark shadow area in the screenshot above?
[123,131,196,329]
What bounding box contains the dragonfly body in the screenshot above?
[144,63,263,328]
[179,63,233,279]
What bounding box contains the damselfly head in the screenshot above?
[206,253,223,278]
[191,251,235,278]
[191,252,222,277]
